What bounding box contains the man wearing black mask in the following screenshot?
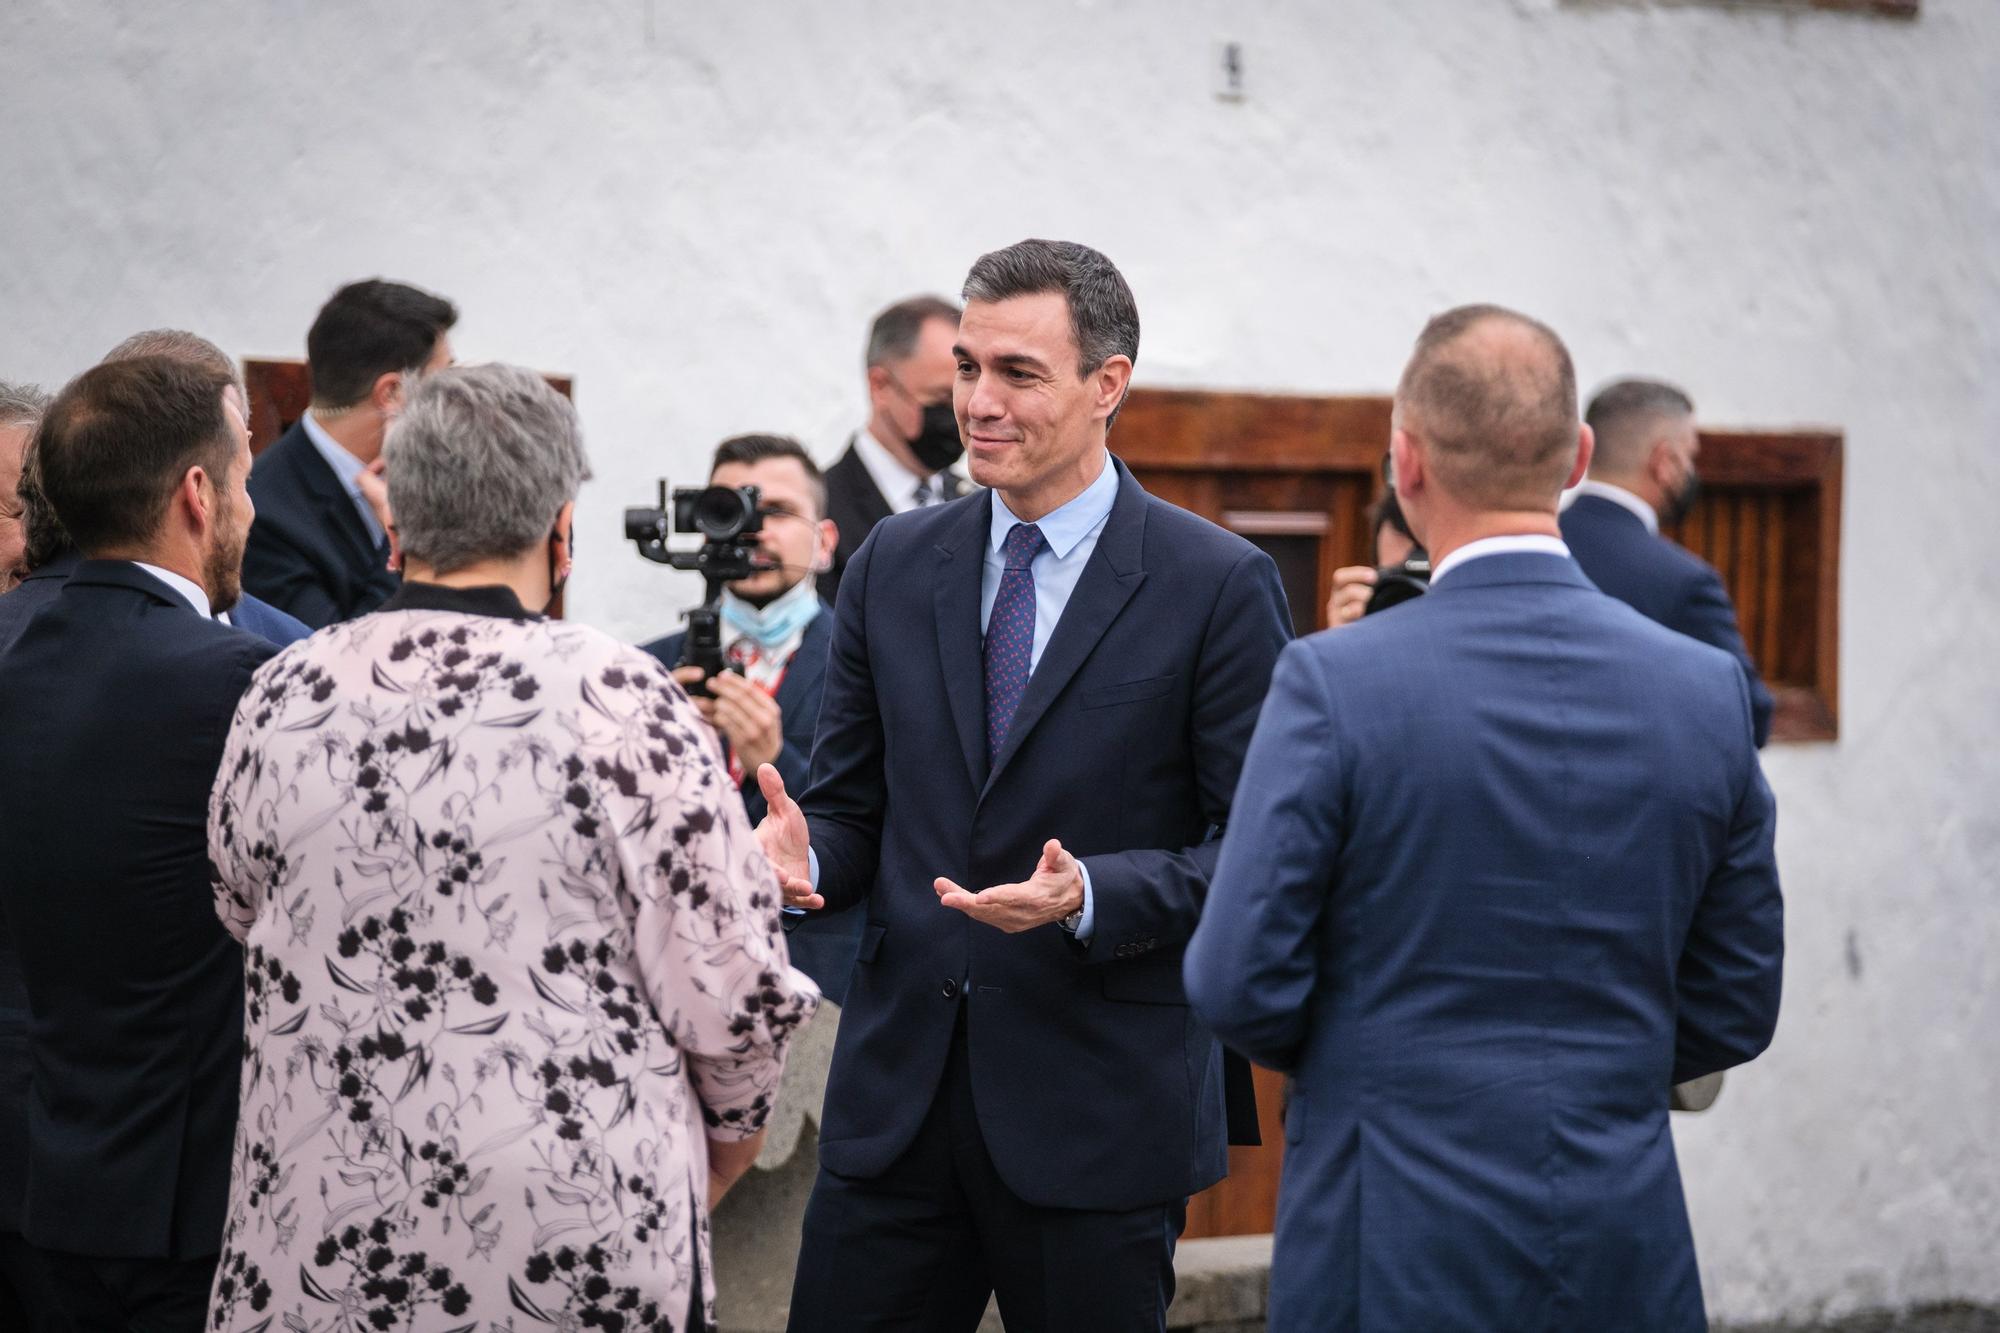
[819,295,969,608]
[1561,377,1775,746]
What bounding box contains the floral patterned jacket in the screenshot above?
[204,586,817,1333]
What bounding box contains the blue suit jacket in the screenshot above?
[804,460,1292,1212]
[1562,494,1775,746]
[0,562,276,1257]
[640,604,863,1004]
[242,421,399,629]
[1185,552,1783,1332]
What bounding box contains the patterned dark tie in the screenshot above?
[984,522,1045,766]
[913,478,935,507]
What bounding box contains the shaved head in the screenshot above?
[1585,378,1694,477]
[1395,304,1580,510]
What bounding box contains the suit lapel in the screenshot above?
[982,463,1148,796]
[287,426,382,571]
[933,494,993,793]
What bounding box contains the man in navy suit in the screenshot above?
[639,434,858,1001]
[755,240,1291,1331]
[0,356,278,1331]
[242,278,457,628]
[1562,378,1775,746]
[1185,305,1784,1332]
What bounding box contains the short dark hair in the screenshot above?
[306,279,458,410]
[865,296,961,369]
[710,433,826,517]
[34,356,238,554]
[1396,304,1579,510]
[962,238,1140,381]
[1585,378,1695,475]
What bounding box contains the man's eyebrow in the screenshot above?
[954,345,1052,374]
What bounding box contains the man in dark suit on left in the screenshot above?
[0,355,278,1331]
[641,434,858,1002]
[242,278,457,628]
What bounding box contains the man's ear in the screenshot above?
[180,465,214,537]
[1093,356,1133,423]
[371,370,406,415]
[815,517,839,572]
[1567,423,1595,492]
[1389,427,1422,498]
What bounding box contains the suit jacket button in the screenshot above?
[941,978,959,999]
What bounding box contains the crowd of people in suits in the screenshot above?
[0,239,1782,1333]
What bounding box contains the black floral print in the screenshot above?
[205,609,817,1332]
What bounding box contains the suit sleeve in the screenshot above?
[1673,671,1785,1082]
[800,530,887,914]
[1673,562,1775,748]
[1183,641,1341,1072]
[1076,547,1292,964]
[242,520,340,631]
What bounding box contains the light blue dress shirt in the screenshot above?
[299,411,387,546]
[804,453,1119,941]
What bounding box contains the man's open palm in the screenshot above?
[754,764,821,909]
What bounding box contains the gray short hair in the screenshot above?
[1585,378,1695,476]
[385,365,590,575]
[0,380,48,429]
[864,295,961,369]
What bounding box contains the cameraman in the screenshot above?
[640,435,859,1000]
[1325,488,1424,626]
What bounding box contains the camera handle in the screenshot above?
[678,571,732,698]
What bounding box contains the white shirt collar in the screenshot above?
[988,452,1118,559]
[129,561,214,619]
[1561,479,1659,536]
[1429,534,1571,587]
[854,424,946,513]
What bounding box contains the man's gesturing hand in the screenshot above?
[934,839,1084,934]
[753,764,821,910]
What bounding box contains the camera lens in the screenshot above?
[692,486,752,539]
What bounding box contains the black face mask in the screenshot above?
[1660,469,1701,528]
[907,401,964,473]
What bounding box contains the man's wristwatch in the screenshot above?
[1059,906,1084,935]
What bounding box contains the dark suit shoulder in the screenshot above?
[1135,489,1267,567]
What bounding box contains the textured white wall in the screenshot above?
[2,0,1995,1320]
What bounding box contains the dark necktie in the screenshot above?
[913,478,935,507]
[984,522,1044,766]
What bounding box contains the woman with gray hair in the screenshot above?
[204,364,817,1333]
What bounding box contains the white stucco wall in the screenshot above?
[2,0,1995,1320]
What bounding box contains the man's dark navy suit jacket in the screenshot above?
[1186,553,1784,1331]
[0,557,300,1236]
[0,561,276,1258]
[803,460,1291,1212]
[243,421,399,629]
[641,605,863,1005]
[1562,493,1775,746]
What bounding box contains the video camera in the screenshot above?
[624,481,766,694]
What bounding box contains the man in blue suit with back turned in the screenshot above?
[1562,377,1775,747]
[755,239,1291,1332]
[1186,305,1784,1332]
